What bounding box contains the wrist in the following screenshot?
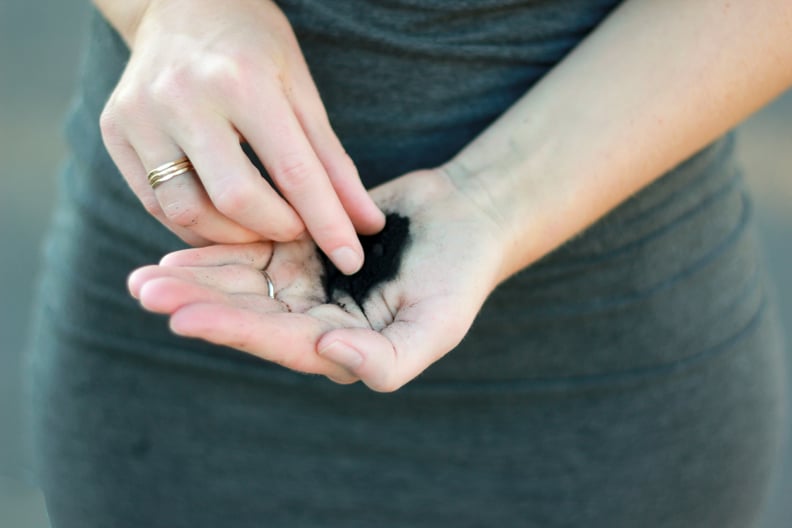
[93,0,152,47]
[437,157,543,286]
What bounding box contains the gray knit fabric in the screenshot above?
[28,2,786,526]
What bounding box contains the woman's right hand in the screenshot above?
[95,0,385,275]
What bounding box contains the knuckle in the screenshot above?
[100,93,137,141]
[109,88,138,113]
[105,86,145,124]
[148,67,195,109]
[162,201,201,227]
[282,222,305,241]
[199,53,255,100]
[213,184,252,216]
[140,195,164,217]
[268,219,304,242]
[276,156,314,192]
[98,105,120,139]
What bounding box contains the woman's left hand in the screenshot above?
[128,169,506,391]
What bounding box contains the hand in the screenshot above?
[127,169,506,391]
[98,0,384,274]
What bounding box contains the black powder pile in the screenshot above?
[321,213,410,306]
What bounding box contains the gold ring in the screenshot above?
[147,157,194,189]
[261,270,275,299]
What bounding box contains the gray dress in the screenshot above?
[28,1,787,526]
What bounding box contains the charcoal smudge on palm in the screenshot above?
[320,213,410,307]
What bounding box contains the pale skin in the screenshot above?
[123,0,792,391]
[129,170,504,390]
[95,0,385,274]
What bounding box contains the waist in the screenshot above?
[48,8,769,383]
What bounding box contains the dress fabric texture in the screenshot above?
[29,1,787,527]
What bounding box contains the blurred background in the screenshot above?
[1,1,790,526]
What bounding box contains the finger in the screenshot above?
[174,116,306,242]
[286,63,385,235]
[170,303,354,380]
[231,84,365,275]
[133,137,261,244]
[158,242,274,268]
[152,239,325,313]
[137,276,232,313]
[129,263,274,300]
[316,141,385,236]
[98,119,211,246]
[137,276,283,315]
[317,299,468,392]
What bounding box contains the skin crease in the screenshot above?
[94,0,385,274]
[127,0,792,391]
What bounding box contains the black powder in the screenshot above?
[321,213,410,306]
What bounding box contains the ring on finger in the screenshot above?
[260,270,275,299]
[147,157,194,189]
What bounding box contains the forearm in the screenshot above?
[445,0,792,284]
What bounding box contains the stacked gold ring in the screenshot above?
[147,157,194,189]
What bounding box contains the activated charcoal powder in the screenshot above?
[321,213,410,306]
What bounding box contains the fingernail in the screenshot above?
[319,341,364,370]
[331,246,363,275]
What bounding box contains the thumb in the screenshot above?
[317,302,469,392]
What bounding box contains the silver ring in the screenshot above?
[261,270,275,299]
